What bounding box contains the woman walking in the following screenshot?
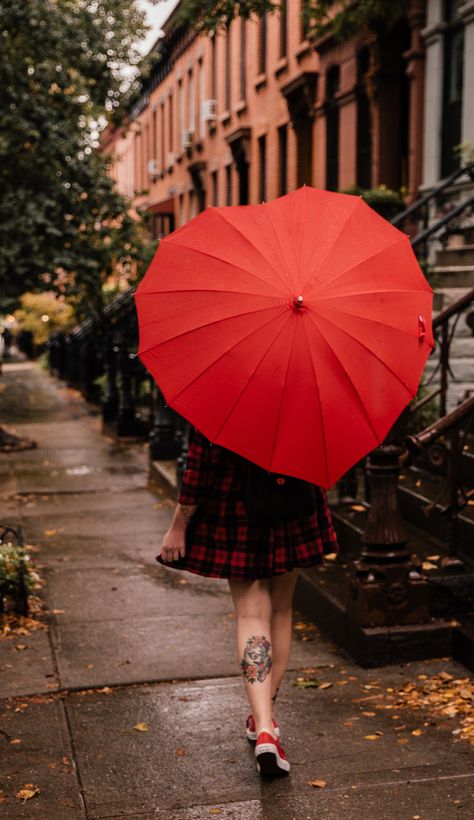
[157,425,339,779]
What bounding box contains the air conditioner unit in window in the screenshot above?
[167,151,175,168]
[147,159,159,177]
[182,128,194,148]
[201,99,217,121]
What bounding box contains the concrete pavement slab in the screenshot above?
[0,696,85,818]
[0,628,57,699]
[41,566,233,624]
[65,673,474,818]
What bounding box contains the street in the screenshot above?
[0,359,473,819]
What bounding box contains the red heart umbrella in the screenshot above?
[134,186,434,488]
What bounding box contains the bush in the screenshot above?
[341,184,406,221]
[0,542,36,610]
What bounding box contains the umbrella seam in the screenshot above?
[152,240,286,296]
[306,309,416,398]
[301,197,362,292]
[300,319,330,487]
[306,313,382,445]
[210,314,294,449]
[137,303,288,355]
[314,303,432,341]
[211,208,292,294]
[262,202,298,289]
[147,310,292,408]
[306,235,410,298]
[268,316,299,474]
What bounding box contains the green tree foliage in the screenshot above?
[0,0,155,318]
[170,0,408,37]
[13,291,76,345]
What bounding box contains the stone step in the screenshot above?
[453,614,474,674]
[431,266,474,288]
[436,245,474,266]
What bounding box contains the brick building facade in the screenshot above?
[101,0,472,240]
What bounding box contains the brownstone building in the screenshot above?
[101,0,470,240]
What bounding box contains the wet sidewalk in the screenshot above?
[0,360,473,819]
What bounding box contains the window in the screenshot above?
[226,164,232,205]
[240,18,247,100]
[258,13,267,75]
[188,69,195,134]
[278,124,288,196]
[225,23,231,111]
[198,59,205,138]
[258,135,266,202]
[179,192,185,225]
[356,49,371,188]
[280,0,287,58]
[301,0,310,41]
[152,109,157,164]
[178,79,184,149]
[168,91,173,153]
[189,189,196,219]
[134,131,140,192]
[211,170,219,206]
[160,101,165,169]
[211,33,217,99]
[325,66,340,191]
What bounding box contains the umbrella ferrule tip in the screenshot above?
[294,295,304,308]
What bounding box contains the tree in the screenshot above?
[169,0,408,36]
[0,0,155,319]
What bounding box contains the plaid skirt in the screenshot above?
[156,427,340,580]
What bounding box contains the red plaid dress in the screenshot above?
[156,426,340,579]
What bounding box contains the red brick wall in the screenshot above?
[103,0,424,232]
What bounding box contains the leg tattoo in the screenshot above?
[240,635,272,683]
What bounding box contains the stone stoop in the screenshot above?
[423,226,474,412]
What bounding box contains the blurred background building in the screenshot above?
[101,0,473,240]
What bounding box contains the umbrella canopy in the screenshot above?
[134,186,434,488]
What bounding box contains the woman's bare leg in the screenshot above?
[228,578,275,738]
[269,569,300,710]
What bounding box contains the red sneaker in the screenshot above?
[254,731,290,777]
[246,714,280,742]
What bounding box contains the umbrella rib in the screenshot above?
[268,318,298,473]
[317,288,432,297]
[307,236,407,297]
[263,204,296,286]
[211,209,292,293]
[301,319,330,487]
[211,314,294,445]
[301,198,361,292]
[306,310,415,398]
[315,304,426,339]
[308,314,382,445]
[164,310,291,407]
[138,304,285,356]
[164,239,286,296]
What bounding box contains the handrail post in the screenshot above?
[439,322,449,417]
[348,444,429,627]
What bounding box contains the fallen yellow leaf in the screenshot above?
[15,783,40,803]
[422,561,438,571]
[133,722,148,732]
[307,779,327,788]
[364,735,380,740]
[175,747,188,756]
